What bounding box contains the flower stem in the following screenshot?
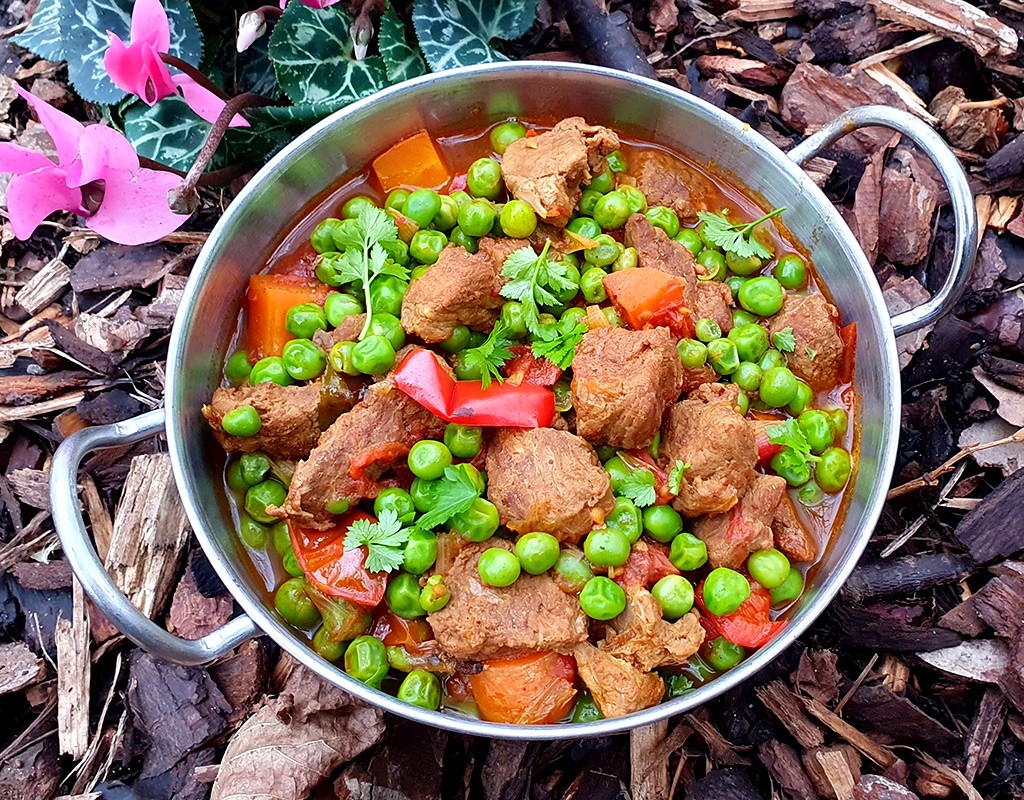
[159,53,231,100]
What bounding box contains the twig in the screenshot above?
[834,653,879,714]
[887,426,1024,498]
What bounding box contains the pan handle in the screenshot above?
[787,105,979,337]
[50,409,259,666]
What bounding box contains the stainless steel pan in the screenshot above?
[50,62,978,739]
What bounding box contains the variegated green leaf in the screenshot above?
[12,0,66,62]
[124,96,208,172]
[268,3,388,113]
[379,4,427,84]
[58,0,203,105]
[411,0,537,72]
[251,103,332,126]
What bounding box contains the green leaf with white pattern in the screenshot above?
[250,103,332,126]
[12,0,66,62]
[268,3,388,112]
[411,0,538,72]
[379,4,427,84]
[56,0,203,105]
[124,96,209,172]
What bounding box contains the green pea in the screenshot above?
[490,120,527,154]
[406,440,451,481]
[550,260,580,305]
[478,547,521,587]
[239,452,271,485]
[328,341,359,376]
[760,366,798,408]
[642,505,684,543]
[725,250,763,277]
[427,194,457,232]
[783,379,811,415]
[579,576,626,620]
[351,334,396,376]
[365,312,404,351]
[738,276,785,317]
[324,292,364,327]
[675,228,703,256]
[282,338,327,381]
[441,423,481,460]
[707,338,740,376]
[759,349,786,371]
[725,275,746,299]
[603,307,622,327]
[329,218,361,251]
[225,350,252,385]
[817,447,852,492]
[373,488,416,526]
[770,568,804,605]
[397,669,442,710]
[409,477,437,514]
[452,497,499,542]
[593,191,631,230]
[440,324,472,353]
[515,531,560,575]
[606,497,642,543]
[586,169,615,194]
[829,408,849,436]
[493,304,525,341]
[404,189,442,228]
[732,309,757,329]
[697,219,722,249]
[282,547,303,577]
[315,253,345,287]
[774,253,808,289]
[245,479,287,524]
[394,528,436,576]
[452,351,482,381]
[238,514,268,548]
[583,527,631,567]
[387,572,427,619]
[620,185,647,214]
[341,195,375,220]
[275,577,320,628]
[222,404,262,437]
[250,356,293,386]
[467,158,503,199]
[345,635,389,688]
[695,318,722,343]
[696,248,726,280]
[385,189,410,213]
[727,323,768,363]
[612,245,638,272]
[449,227,478,254]
[500,199,538,238]
[652,575,695,620]
[567,216,602,240]
[732,362,763,393]
[419,574,450,612]
[603,455,631,493]
[669,532,708,572]
[707,637,746,671]
[312,625,346,662]
[702,567,750,616]
[369,277,407,318]
[736,389,750,416]
[576,188,602,218]
[770,448,812,487]
[571,693,604,723]
[646,205,681,238]
[456,199,495,238]
[798,480,824,507]
[747,548,791,589]
[677,339,708,370]
[606,150,627,173]
[577,267,607,304]
[408,229,447,265]
[797,410,835,453]
[271,521,291,556]
[584,233,619,268]
[310,218,343,254]
[554,551,593,593]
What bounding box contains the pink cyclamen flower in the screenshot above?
[104,0,248,127]
[279,0,343,8]
[0,86,189,245]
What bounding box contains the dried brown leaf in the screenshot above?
[959,418,1024,475]
[916,640,1008,684]
[0,641,46,694]
[972,366,1024,427]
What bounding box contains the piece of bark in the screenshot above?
[208,639,268,732]
[953,467,1024,564]
[14,255,70,316]
[795,649,842,705]
[755,680,826,748]
[80,474,113,561]
[56,579,91,759]
[869,0,1017,59]
[366,718,447,800]
[0,370,92,406]
[831,603,962,652]
[758,740,818,800]
[802,697,899,768]
[842,553,975,603]
[0,739,59,800]
[929,86,1005,154]
[686,707,750,766]
[482,740,538,800]
[882,275,933,369]
[631,721,670,800]
[844,684,960,754]
[135,747,216,800]
[136,273,188,329]
[878,148,939,266]
[965,687,1005,781]
[971,365,1024,427]
[8,467,49,510]
[725,0,798,22]
[804,745,861,800]
[105,454,189,625]
[167,550,234,641]
[44,321,121,374]
[851,139,889,265]
[77,389,146,425]
[69,243,175,293]
[8,570,73,656]
[854,774,921,800]
[918,637,1008,685]
[0,641,45,694]
[804,2,885,63]
[74,309,149,358]
[693,55,790,88]
[878,655,910,695]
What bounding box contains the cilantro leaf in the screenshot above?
[531,320,589,370]
[500,240,573,334]
[343,507,410,573]
[668,460,689,495]
[416,465,483,530]
[695,207,785,260]
[460,320,515,389]
[619,468,657,507]
[805,347,817,361]
[771,327,796,353]
[766,418,821,471]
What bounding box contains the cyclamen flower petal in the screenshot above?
[104,30,177,106]
[0,142,58,174]
[85,167,189,246]
[13,86,83,169]
[5,169,85,240]
[173,75,250,128]
[236,10,267,53]
[297,0,343,7]
[130,0,171,52]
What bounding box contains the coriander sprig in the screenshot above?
[619,467,657,507]
[696,207,785,260]
[499,239,576,335]
[766,418,821,471]
[460,320,515,388]
[531,319,589,370]
[343,508,410,573]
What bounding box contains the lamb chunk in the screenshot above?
[571,327,683,449]
[312,313,365,352]
[615,539,679,589]
[694,280,734,333]
[624,214,697,308]
[693,474,787,569]
[681,364,718,393]
[633,151,717,222]
[573,642,664,719]
[477,235,526,271]
[270,377,446,528]
[501,117,619,227]
[601,587,705,672]
[660,383,757,517]
[773,493,818,563]
[202,382,321,460]
[486,427,614,543]
[400,244,505,342]
[769,293,844,391]
[429,540,588,660]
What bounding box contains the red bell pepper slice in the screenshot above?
[696,583,785,648]
[393,347,555,428]
[289,511,387,607]
[839,322,857,385]
[505,346,563,387]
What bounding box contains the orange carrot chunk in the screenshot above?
[246,273,329,362]
[372,130,451,192]
[469,651,577,724]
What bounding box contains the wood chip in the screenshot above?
[631,721,670,800]
[850,32,942,69]
[725,0,797,22]
[954,465,1024,563]
[56,580,90,759]
[0,642,45,694]
[804,746,861,800]
[759,740,818,800]
[0,391,86,423]
[863,64,937,124]
[869,0,1017,58]
[0,370,93,406]
[756,680,826,748]
[802,696,899,768]
[14,256,70,316]
[80,474,113,561]
[68,244,175,294]
[965,687,1005,781]
[8,467,50,511]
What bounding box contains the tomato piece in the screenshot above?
[755,430,784,466]
[447,173,468,194]
[469,651,577,724]
[372,130,451,192]
[615,540,680,588]
[505,346,563,387]
[604,267,693,337]
[839,322,857,385]
[621,450,674,504]
[696,584,785,648]
[288,511,387,607]
[247,274,329,362]
[372,609,433,650]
